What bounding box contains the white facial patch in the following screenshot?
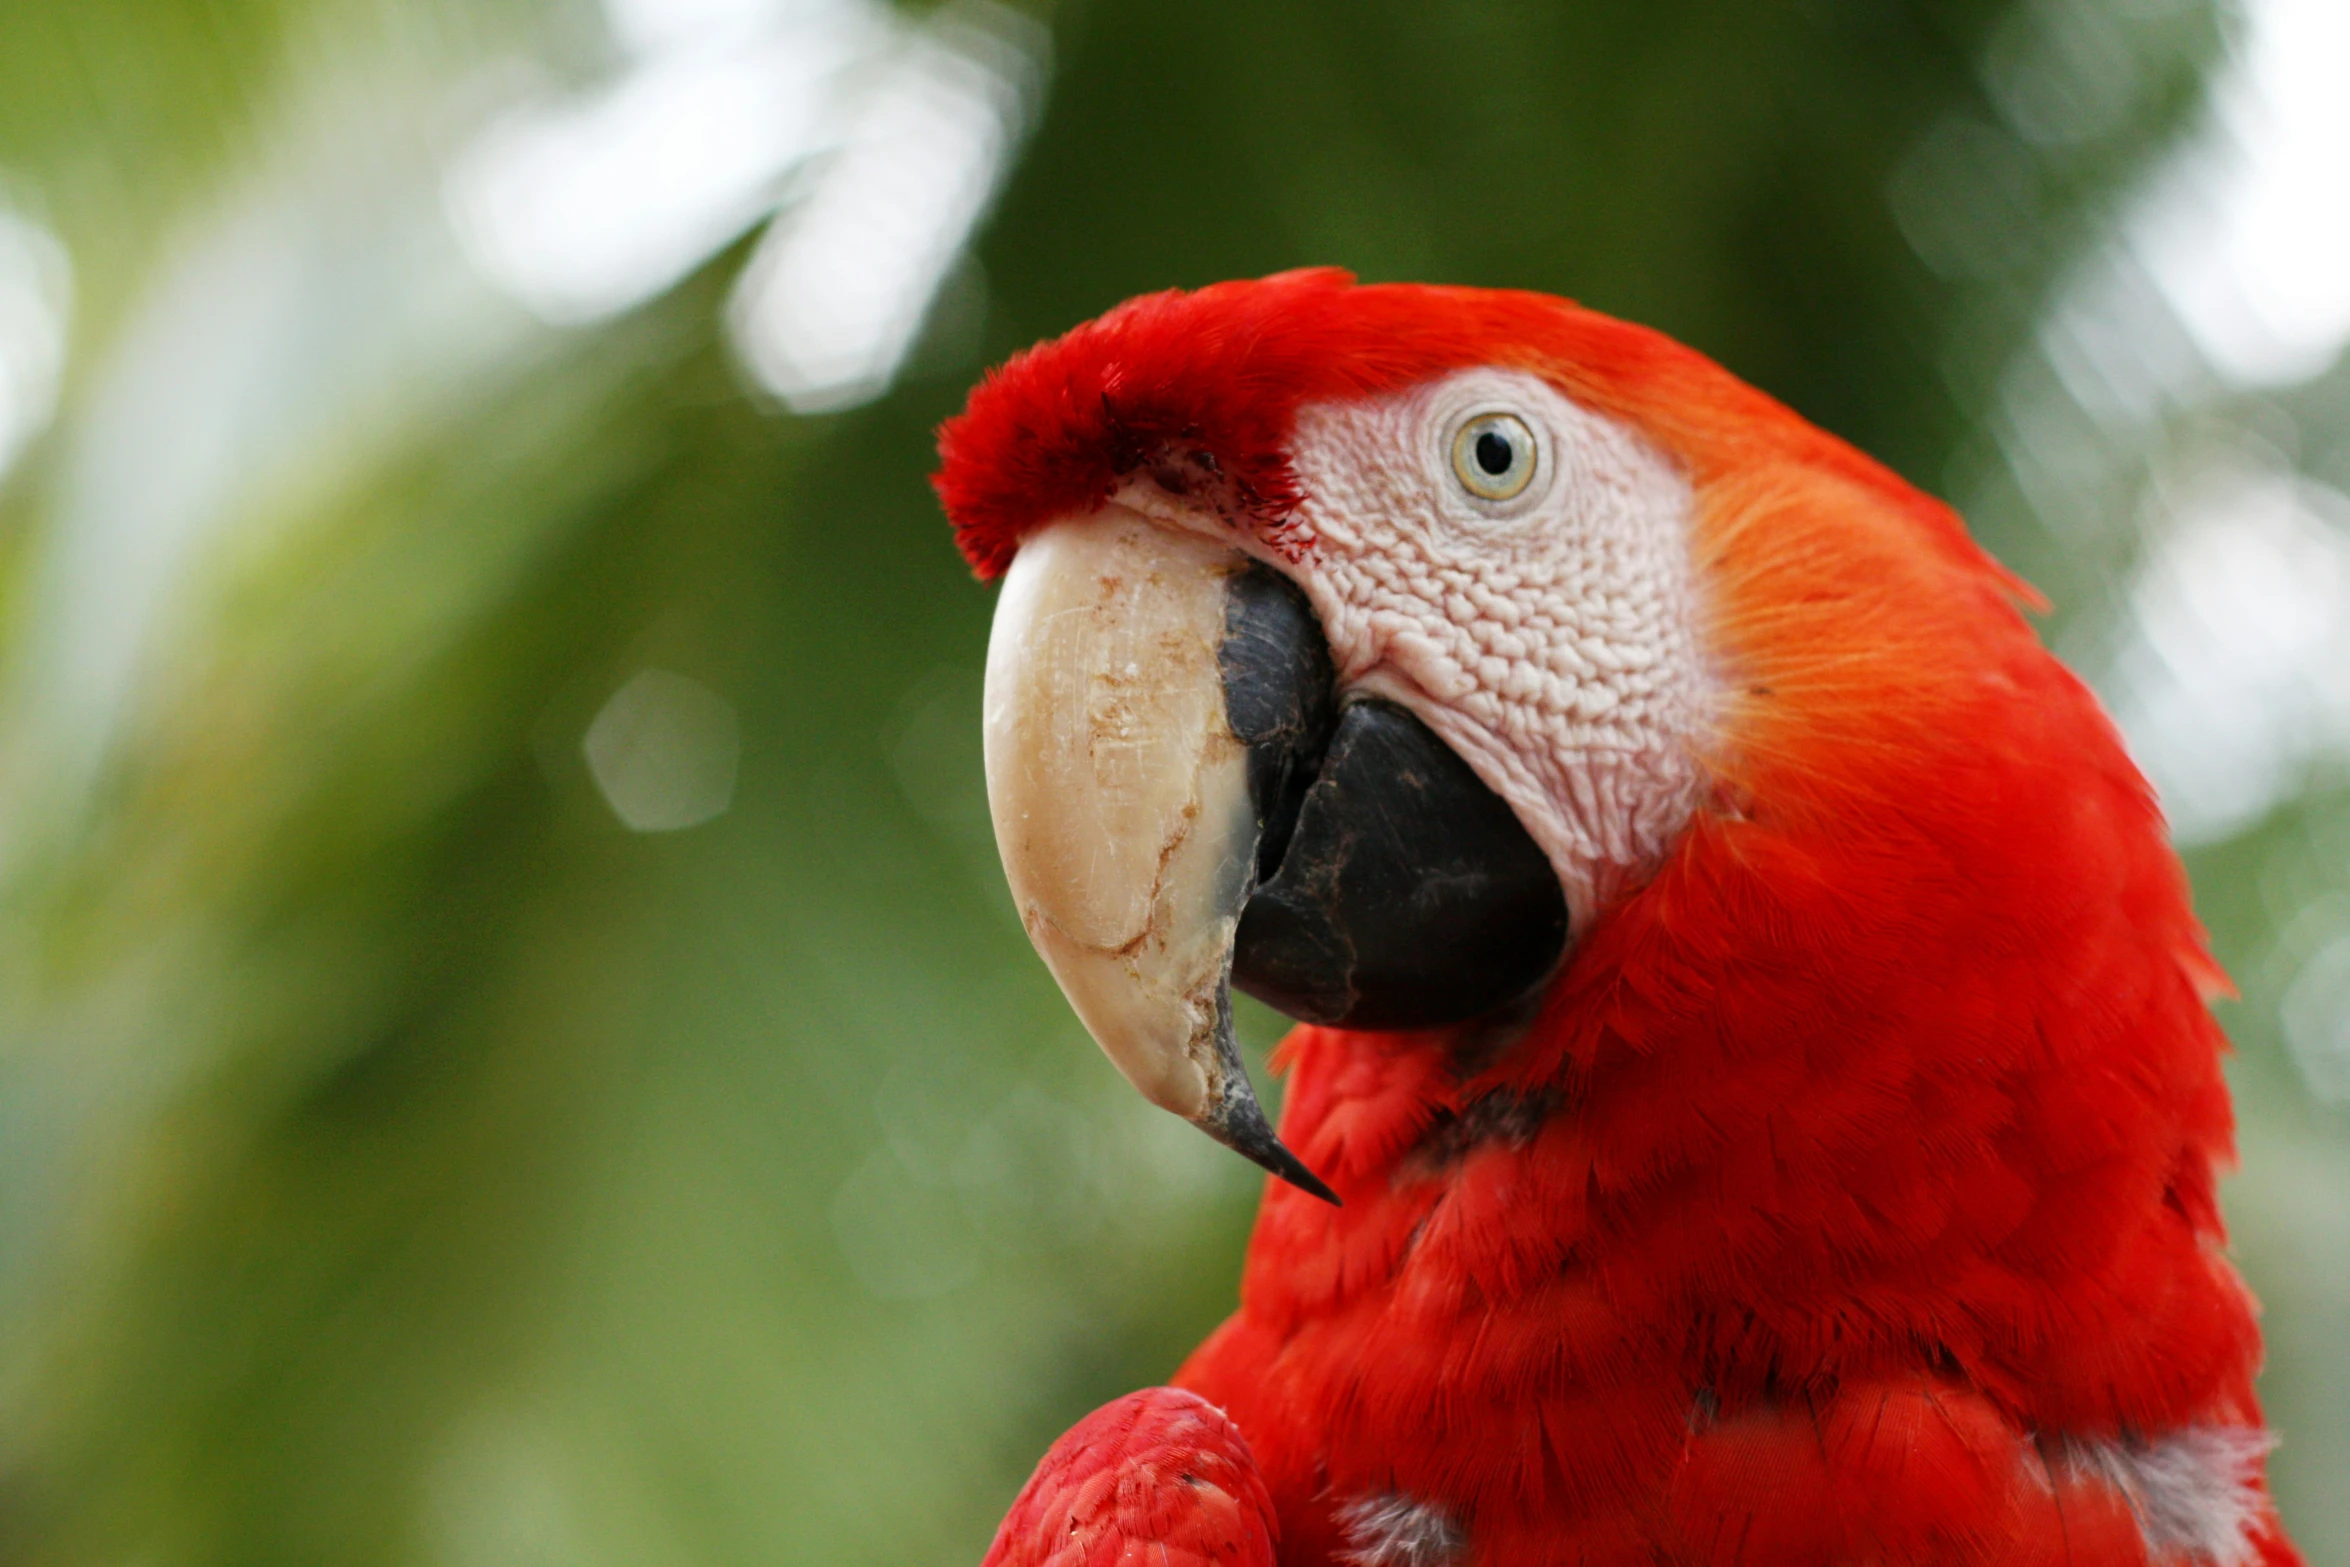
[1272,368,1711,921]
[1335,1493,1465,1567]
[2060,1427,2277,1566]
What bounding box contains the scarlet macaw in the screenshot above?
[933,270,2299,1567]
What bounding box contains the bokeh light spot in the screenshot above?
[584,668,741,832]
[2283,930,2350,1104]
[0,203,70,482]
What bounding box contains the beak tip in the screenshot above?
[1195,1086,1342,1206]
[1273,1152,1344,1208]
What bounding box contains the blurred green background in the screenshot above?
[1,0,2346,1562]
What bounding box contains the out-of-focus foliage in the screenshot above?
[0,1,2342,1565]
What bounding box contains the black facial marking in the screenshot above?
[1408,1087,1564,1173]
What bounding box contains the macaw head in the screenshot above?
[932,268,2168,1199]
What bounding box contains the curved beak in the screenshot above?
[982,505,1570,1202]
[981,506,1339,1202]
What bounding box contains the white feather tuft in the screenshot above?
[2063,1425,2276,1566]
[1334,1492,1464,1567]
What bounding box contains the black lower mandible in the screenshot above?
[1231,694,1570,1030]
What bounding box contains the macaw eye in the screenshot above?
[1449,412,1538,502]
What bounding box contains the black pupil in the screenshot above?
[1474,429,1515,477]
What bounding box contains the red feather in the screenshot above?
[980,1388,1277,1567]
[940,275,2299,1566]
